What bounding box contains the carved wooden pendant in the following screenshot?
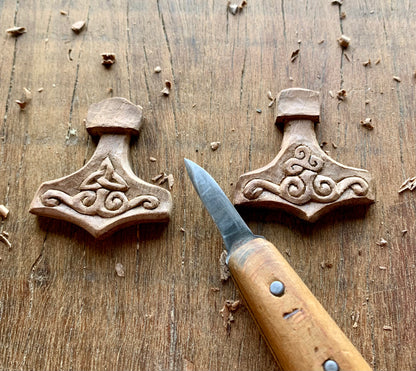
[30,97,172,238]
[233,88,374,222]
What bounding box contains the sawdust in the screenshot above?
[219,250,230,282]
[220,299,241,333]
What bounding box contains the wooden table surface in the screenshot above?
[1,1,415,370]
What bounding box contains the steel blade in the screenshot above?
[184,159,257,254]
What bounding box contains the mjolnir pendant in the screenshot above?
[30,97,172,238]
[233,88,374,222]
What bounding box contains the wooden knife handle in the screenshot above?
[228,238,372,371]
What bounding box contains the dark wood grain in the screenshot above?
[1,0,415,370]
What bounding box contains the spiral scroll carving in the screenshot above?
[40,157,160,217]
[243,145,369,205]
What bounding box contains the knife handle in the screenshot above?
[228,238,372,371]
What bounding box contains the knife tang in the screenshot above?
[228,237,372,371]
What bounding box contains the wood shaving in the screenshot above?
[151,173,165,182]
[393,76,401,82]
[331,0,343,4]
[336,89,347,101]
[268,99,275,107]
[180,227,185,233]
[154,66,162,73]
[360,117,374,130]
[71,20,86,33]
[291,48,300,62]
[402,229,408,236]
[15,100,27,110]
[363,59,371,67]
[376,238,387,247]
[351,310,360,328]
[332,142,338,149]
[0,233,11,249]
[337,34,351,48]
[383,325,393,331]
[167,174,174,190]
[375,58,381,65]
[256,108,262,113]
[220,299,241,332]
[398,176,416,193]
[0,205,9,219]
[318,39,325,44]
[210,287,220,292]
[210,141,220,151]
[267,91,274,101]
[115,262,125,277]
[60,10,68,15]
[37,87,44,93]
[227,0,247,15]
[6,26,26,36]
[379,266,387,270]
[344,52,351,62]
[340,11,346,19]
[219,250,230,282]
[101,53,116,66]
[149,157,157,162]
[161,80,172,96]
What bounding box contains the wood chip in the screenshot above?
[60,10,68,15]
[337,34,351,48]
[0,205,9,219]
[291,48,300,62]
[337,89,347,101]
[379,266,387,270]
[180,227,185,233]
[210,141,220,151]
[363,59,371,67]
[151,173,165,182]
[115,263,125,277]
[71,20,86,33]
[149,157,157,162]
[360,117,374,130]
[167,174,174,190]
[227,0,247,15]
[220,299,241,332]
[383,325,393,331]
[393,76,401,82]
[6,26,26,36]
[0,234,11,249]
[398,176,416,193]
[154,66,162,73]
[376,238,387,247]
[101,53,116,66]
[161,80,172,96]
[219,250,230,281]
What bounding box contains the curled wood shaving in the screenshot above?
[376,238,387,247]
[210,141,220,151]
[393,76,401,82]
[6,26,26,36]
[337,34,351,48]
[363,59,371,67]
[360,117,374,130]
[149,157,157,162]
[0,205,9,219]
[383,325,393,331]
[290,48,300,62]
[115,263,125,277]
[0,233,11,249]
[227,0,247,15]
[101,53,116,66]
[161,80,172,96]
[398,176,416,193]
[336,89,347,101]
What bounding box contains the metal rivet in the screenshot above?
[323,359,339,371]
[270,280,285,297]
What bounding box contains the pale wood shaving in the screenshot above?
[398,176,416,193]
[6,26,26,36]
[219,250,230,282]
[115,263,125,277]
[0,205,9,219]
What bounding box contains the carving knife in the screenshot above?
[184,159,371,371]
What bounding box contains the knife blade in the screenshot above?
[184,158,371,371]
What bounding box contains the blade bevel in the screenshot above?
[184,159,257,254]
